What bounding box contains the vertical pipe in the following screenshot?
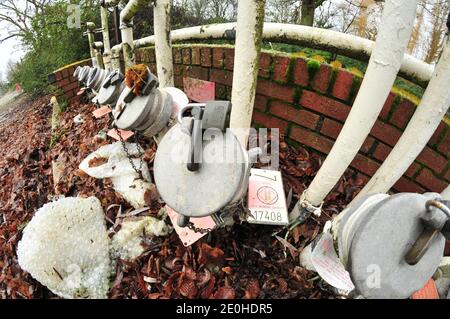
[354,37,450,201]
[292,0,419,217]
[229,0,266,147]
[100,6,112,70]
[120,0,151,70]
[113,6,121,45]
[86,22,98,67]
[111,44,123,72]
[153,0,174,87]
[442,185,450,200]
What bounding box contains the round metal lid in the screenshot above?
[97,72,125,106]
[141,89,173,136]
[85,68,98,88]
[348,193,445,299]
[87,68,107,91]
[154,122,247,217]
[114,86,155,130]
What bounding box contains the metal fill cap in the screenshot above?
[348,193,445,299]
[154,122,247,218]
[114,86,155,130]
[97,71,125,106]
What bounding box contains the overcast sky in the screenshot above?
[0,33,25,82]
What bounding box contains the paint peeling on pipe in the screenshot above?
[229,0,266,147]
[133,22,433,86]
[355,37,450,200]
[100,5,112,70]
[297,0,419,209]
[153,0,174,87]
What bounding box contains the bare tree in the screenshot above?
[424,0,450,63]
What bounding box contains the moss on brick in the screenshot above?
[327,68,339,95]
[306,59,321,79]
[348,75,362,102]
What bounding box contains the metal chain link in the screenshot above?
[185,221,216,234]
[115,126,144,179]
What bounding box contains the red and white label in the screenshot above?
[247,169,289,226]
[166,206,216,247]
[183,77,215,102]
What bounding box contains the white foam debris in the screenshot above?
[79,142,153,209]
[111,216,172,260]
[17,197,111,299]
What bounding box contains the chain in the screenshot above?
[115,126,144,179]
[185,221,216,234]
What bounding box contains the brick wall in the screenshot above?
[135,44,449,193]
[48,58,92,103]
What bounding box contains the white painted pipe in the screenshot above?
[133,22,433,85]
[153,0,174,87]
[86,22,98,67]
[354,37,450,200]
[120,0,151,69]
[229,0,266,147]
[100,5,112,70]
[111,43,123,71]
[297,0,419,211]
[442,185,450,200]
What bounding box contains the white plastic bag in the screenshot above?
[79,142,153,208]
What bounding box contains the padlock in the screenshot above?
[154,101,258,229]
[333,192,447,298]
[96,70,126,107]
[112,67,185,139]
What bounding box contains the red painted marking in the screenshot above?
[107,129,134,141]
[183,77,215,102]
[411,278,439,299]
[92,105,112,118]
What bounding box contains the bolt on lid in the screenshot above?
[154,122,247,218]
[347,193,445,299]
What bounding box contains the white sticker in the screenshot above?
[247,169,289,226]
[311,232,355,292]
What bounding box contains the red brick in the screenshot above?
[173,48,182,64]
[293,58,309,87]
[272,56,290,83]
[379,92,396,120]
[200,48,212,67]
[415,168,447,192]
[191,47,201,65]
[212,48,224,68]
[437,130,450,156]
[259,52,272,78]
[320,118,343,139]
[370,121,402,147]
[254,94,268,112]
[185,66,208,81]
[393,177,425,193]
[61,68,69,79]
[62,81,79,93]
[174,64,184,76]
[252,111,288,134]
[350,154,380,176]
[224,48,234,70]
[65,89,75,99]
[445,168,450,182]
[300,90,350,122]
[57,78,70,88]
[311,64,331,93]
[270,100,319,129]
[405,162,421,178]
[182,48,191,64]
[256,80,295,103]
[373,142,392,161]
[417,146,448,173]
[174,75,183,88]
[290,126,333,154]
[361,137,376,155]
[429,122,446,145]
[55,71,63,81]
[210,69,233,86]
[332,70,353,101]
[148,49,156,63]
[390,99,416,129]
